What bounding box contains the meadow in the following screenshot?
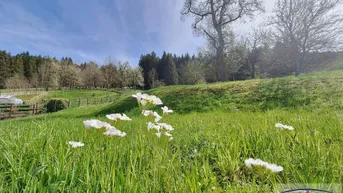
[0,70,343,192]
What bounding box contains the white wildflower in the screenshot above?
[153,111,162,122]
[106,113,132,121]
[68,141,85,148]
[83,119,111,129]
[103,126,126,137]
[164,132,172,137]
[245,158,283,173]
[169,137,174,141]
[146,95,163,105]
[132,92,149,106]
[147,122,161,131]
[275,123,294,130]
[161,106,173,115]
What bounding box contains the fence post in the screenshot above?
[35,103,38,114]
[68,99,71,107]
[78,98,81,107]
[32,104,35,114]
[9,104,13,118]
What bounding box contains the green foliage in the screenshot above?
[46,99,69,112]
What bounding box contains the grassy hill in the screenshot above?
[1,70,343,192]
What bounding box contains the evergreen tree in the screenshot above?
[0,50,10,89]
[138,52,159,89]
[158,52,179,85]
[157,51,168,81]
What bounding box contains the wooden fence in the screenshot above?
[0,96,118,120]
[0,103,45,120]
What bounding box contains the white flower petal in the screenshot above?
[68,141,85,148]
[106,113,132,121]
[275,123,294,130]
[244,158,283,173]
[162,106,173,114]
[158,123,174,131]
[104,126,126,137]
[83,120,111,129]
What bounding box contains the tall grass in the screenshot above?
[1,70,343,192]
[1,109,342,192]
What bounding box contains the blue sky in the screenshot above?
[0,0,277,66]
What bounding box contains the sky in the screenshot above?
[0,0,276,66]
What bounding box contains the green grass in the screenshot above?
[15,89,136,107]
[1,70,343,192]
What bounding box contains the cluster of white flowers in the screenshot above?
[147,122,174,140]
[68,113,132,148]
[68,92,174,148]
[133,92,175,140]
[275,123,294,130]
[245,158,284,173]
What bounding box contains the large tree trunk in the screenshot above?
[291,37,301,77]
[217,29,228,81]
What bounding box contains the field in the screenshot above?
[1,70,343,192]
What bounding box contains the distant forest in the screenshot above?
[0,47,342,90]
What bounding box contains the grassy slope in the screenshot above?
[1,70,343,192]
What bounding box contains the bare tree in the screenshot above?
[82,62,103,88]
[117,61,132,88]
[181,0,264,81]
[179,60,206,84]
[101,59,119,88]
[245,27,270,78]
[129,67,144,89]
[5,74,31,89]
[38,57,60,91]
[270,0,343,76]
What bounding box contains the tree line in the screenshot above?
[0,51,144,90]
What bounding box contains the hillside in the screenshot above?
[74,70,343,118]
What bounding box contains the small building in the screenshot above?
[0,95,24,105]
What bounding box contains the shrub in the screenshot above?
[46,99,69,113]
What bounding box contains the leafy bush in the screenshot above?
[46,99,69,113]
